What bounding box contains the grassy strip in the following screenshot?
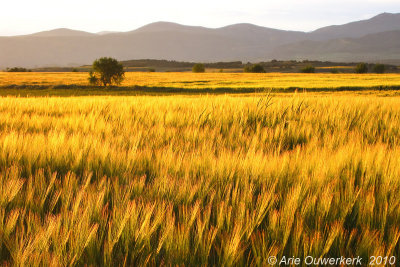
[1,84,400,96]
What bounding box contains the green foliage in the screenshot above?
[244,64,265,73]
[192,63,205,73]
[355,63,368,74]
[71,68,79,72]
[147,68,156,72]
[373,64,385,74]
[90,57,125,86]
[300,65,315,73]
[88,71,99,86]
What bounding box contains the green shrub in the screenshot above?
[373,64,385,74]
[355,63,368,74]
[300,65,315,73]
[244,64,265,73]
[192,64,205,73]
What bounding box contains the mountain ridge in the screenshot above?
[309,12,400,40]
[6,12,399,37]
[1,12,400,68]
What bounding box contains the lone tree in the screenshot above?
[355,63,368,74]
[89,57,125,86]
[192,63,205,73]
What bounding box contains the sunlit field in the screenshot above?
[1,90,400,265]
[1,72,400,90]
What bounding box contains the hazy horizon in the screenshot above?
[1,0,400,36]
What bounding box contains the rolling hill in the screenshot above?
[309,12,400,40]
[1,13,400,68]
[29,28,96,37]
[274,30,400,62]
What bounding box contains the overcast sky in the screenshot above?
[1,0,399,36]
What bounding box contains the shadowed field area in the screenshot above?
[0,92,400,265]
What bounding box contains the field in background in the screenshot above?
[25,59,399,73]
[1,92,400,265]
[1,72,400,91]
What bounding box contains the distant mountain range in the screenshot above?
[1,12,400,68]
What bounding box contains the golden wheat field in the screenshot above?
[0,72,400,266]
[1,72,400,90]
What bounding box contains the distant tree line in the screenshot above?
[5,67,31,72]
[121,59,243,69]
[3,59,395,74]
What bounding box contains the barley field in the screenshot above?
[2,72,400,90]
[0,86,400,265]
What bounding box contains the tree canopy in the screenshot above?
[373,64,385,74]
[300,65,315,73]
[192,63,205,73]
[244,64,265,73]
[355,63,368,74]
[89,57,125,86]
